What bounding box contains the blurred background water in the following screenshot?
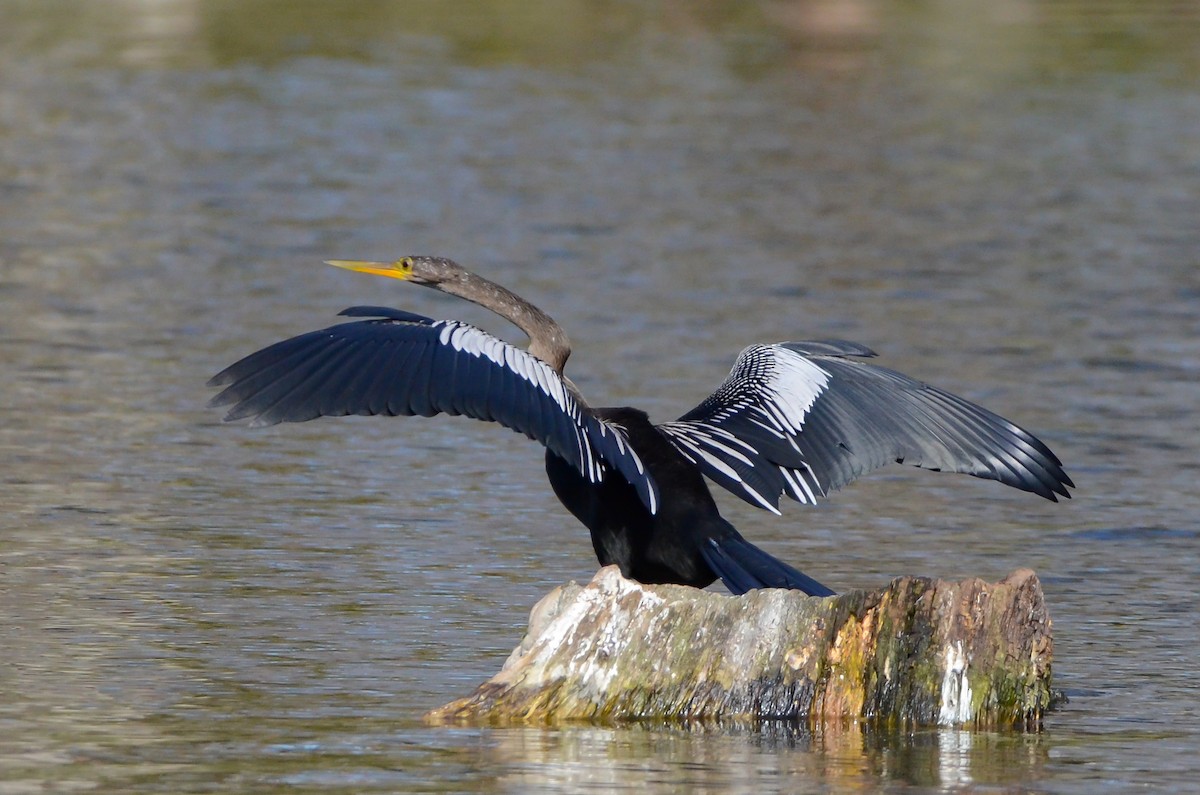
[1,0,1198,792]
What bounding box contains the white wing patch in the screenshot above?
[660,344,832,511]
[742,343,831,427]
[440,320,573,412]
[437,320,652,508]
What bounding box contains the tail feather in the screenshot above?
[701,537,836,597]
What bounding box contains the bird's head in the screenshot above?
[327,253,570,373]
[326,255,465,287]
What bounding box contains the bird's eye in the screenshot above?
[397,257,414,270]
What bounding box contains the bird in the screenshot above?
[207,256,1073,597]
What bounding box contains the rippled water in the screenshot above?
[2,1,1198,792]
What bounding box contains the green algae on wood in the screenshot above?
[426,566,1054,729]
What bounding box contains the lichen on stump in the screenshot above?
[426,566,1055,729]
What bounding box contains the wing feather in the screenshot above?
[659,341,1072,511]
[209,308,658,512]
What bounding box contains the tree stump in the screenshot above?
[426,566,1056,728]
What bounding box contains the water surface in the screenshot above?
[2,1,1198,792]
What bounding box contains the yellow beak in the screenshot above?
[325,260,412,280]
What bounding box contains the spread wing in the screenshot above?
[657,341,1072,513]
[208,306,658,513]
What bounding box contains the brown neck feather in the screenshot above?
[436,271,572,374]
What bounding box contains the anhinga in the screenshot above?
[208,256,1073,596]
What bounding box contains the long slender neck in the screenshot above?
[436,270,572,374]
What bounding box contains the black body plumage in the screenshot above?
[544,407,836,595]
[209,291,1073,597]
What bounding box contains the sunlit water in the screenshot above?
[2,1,1198,792]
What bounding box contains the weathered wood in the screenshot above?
[426,566,1056,728]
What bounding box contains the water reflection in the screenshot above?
[481,724,1049,793]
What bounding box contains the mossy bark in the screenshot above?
[426,566,1054,729]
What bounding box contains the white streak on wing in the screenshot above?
[477,335,501,362]
[461,324,479,356]
[432,320,656,508]
[531,360,556,399]
[695,424,758,454]
[798,464,821,501]
[660,343,842,511]
[512,349,533,381]
[746,415,789,439]
[461,326,480,356]
[548,369,567,410]
[664,427,781,514]
[588,436,603,481]
[689,431,755,466]
[603,421,640,469]
[503,343,522,375]
[577,444,591,480]
[779,466,817,505]
[779,467,805,503]
[664,430,702,465]
[744,485,782,514]
[683,446,778,513]
[761,400,796,435]
[721,345,832,440]
[751,346,830,430]
[690,446,742,483]
[525,356,547,392]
